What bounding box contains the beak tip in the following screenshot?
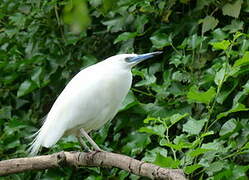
[130,51,163,63]
[154,51,163,55]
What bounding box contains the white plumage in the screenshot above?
[29,52,162,155]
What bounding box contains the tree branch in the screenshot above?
[0,151,186,179]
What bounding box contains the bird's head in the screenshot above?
[105,51,163,69]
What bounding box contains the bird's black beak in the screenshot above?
[128,51,163,63]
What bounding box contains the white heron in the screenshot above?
[28,51,162,155]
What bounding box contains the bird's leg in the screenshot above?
[76,134,90,152]
[79,128,102,151]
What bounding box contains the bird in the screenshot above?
[28,51,162,155]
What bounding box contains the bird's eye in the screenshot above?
[125,57,132,62]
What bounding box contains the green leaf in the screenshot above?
[201,140,224,151]
[85,175,102,180]
[65,32,86,45]
[233,80,249,106]
[217,103,249,120]
[9,13,26,28]
[150,33,171,49]
[179,34,207,50]
[31,67,43,87]
[206,161,226,176]
[118,170,129,180]
[233,51,249,67]
[3,73,18,85]
[212,169,232,179]
[172,71,191,83]
[114,32,138,44]
[102,17,126,32]
[180,0,190,4]
[139,124,165,137]
[6,139,20,149]
[201,16,219,34]
[215,66,226,86]
[122,132,151,156]
[187,86,216,104]
[210,40,231,50]
[231,165,249,179]
[169,113,189,126]
[233,31,244,40]
[143,117,160,124]
[93,122,112,144]
[223,20,244,33]
[82,55,98,67]
[89,0,102,8]
[5,29,18,38]
[142,147,168,163]
[241,142,249,150]
[120,91,138,111]
[184,164,202,174]
[161,142,182,151]
[219,119,237,136]
[189,148,212,157]
[0,106,12,119]
[212,28,229,40]
[141,103,170,118]
[135,15,148,33]
[170,54,190,67]
[183,117,207,135]
[160,139,190,150]
[17,80,37,97]
[201,131,214,138]
[102,0,116,13]
[217,80,238,104]
[154,154,180,168]
[135,73,156,87]
[222,0,242,18]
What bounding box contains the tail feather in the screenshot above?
[27,116,47,156]
[27,128,43,156]
[28,116,66,156]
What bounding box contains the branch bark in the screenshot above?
[0,151,186,180]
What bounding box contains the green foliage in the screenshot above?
[63,0,91,33]
[201,16,219,35]
[210,40,231,50]
[187,86,216,105]
[1,0,249,179]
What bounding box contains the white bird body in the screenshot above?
[29,52,162,155]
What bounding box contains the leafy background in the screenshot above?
[0,0,249,179]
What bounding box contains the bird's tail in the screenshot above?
[27,128,44,156]
[28,115,66,156]
[27,115,48,156]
